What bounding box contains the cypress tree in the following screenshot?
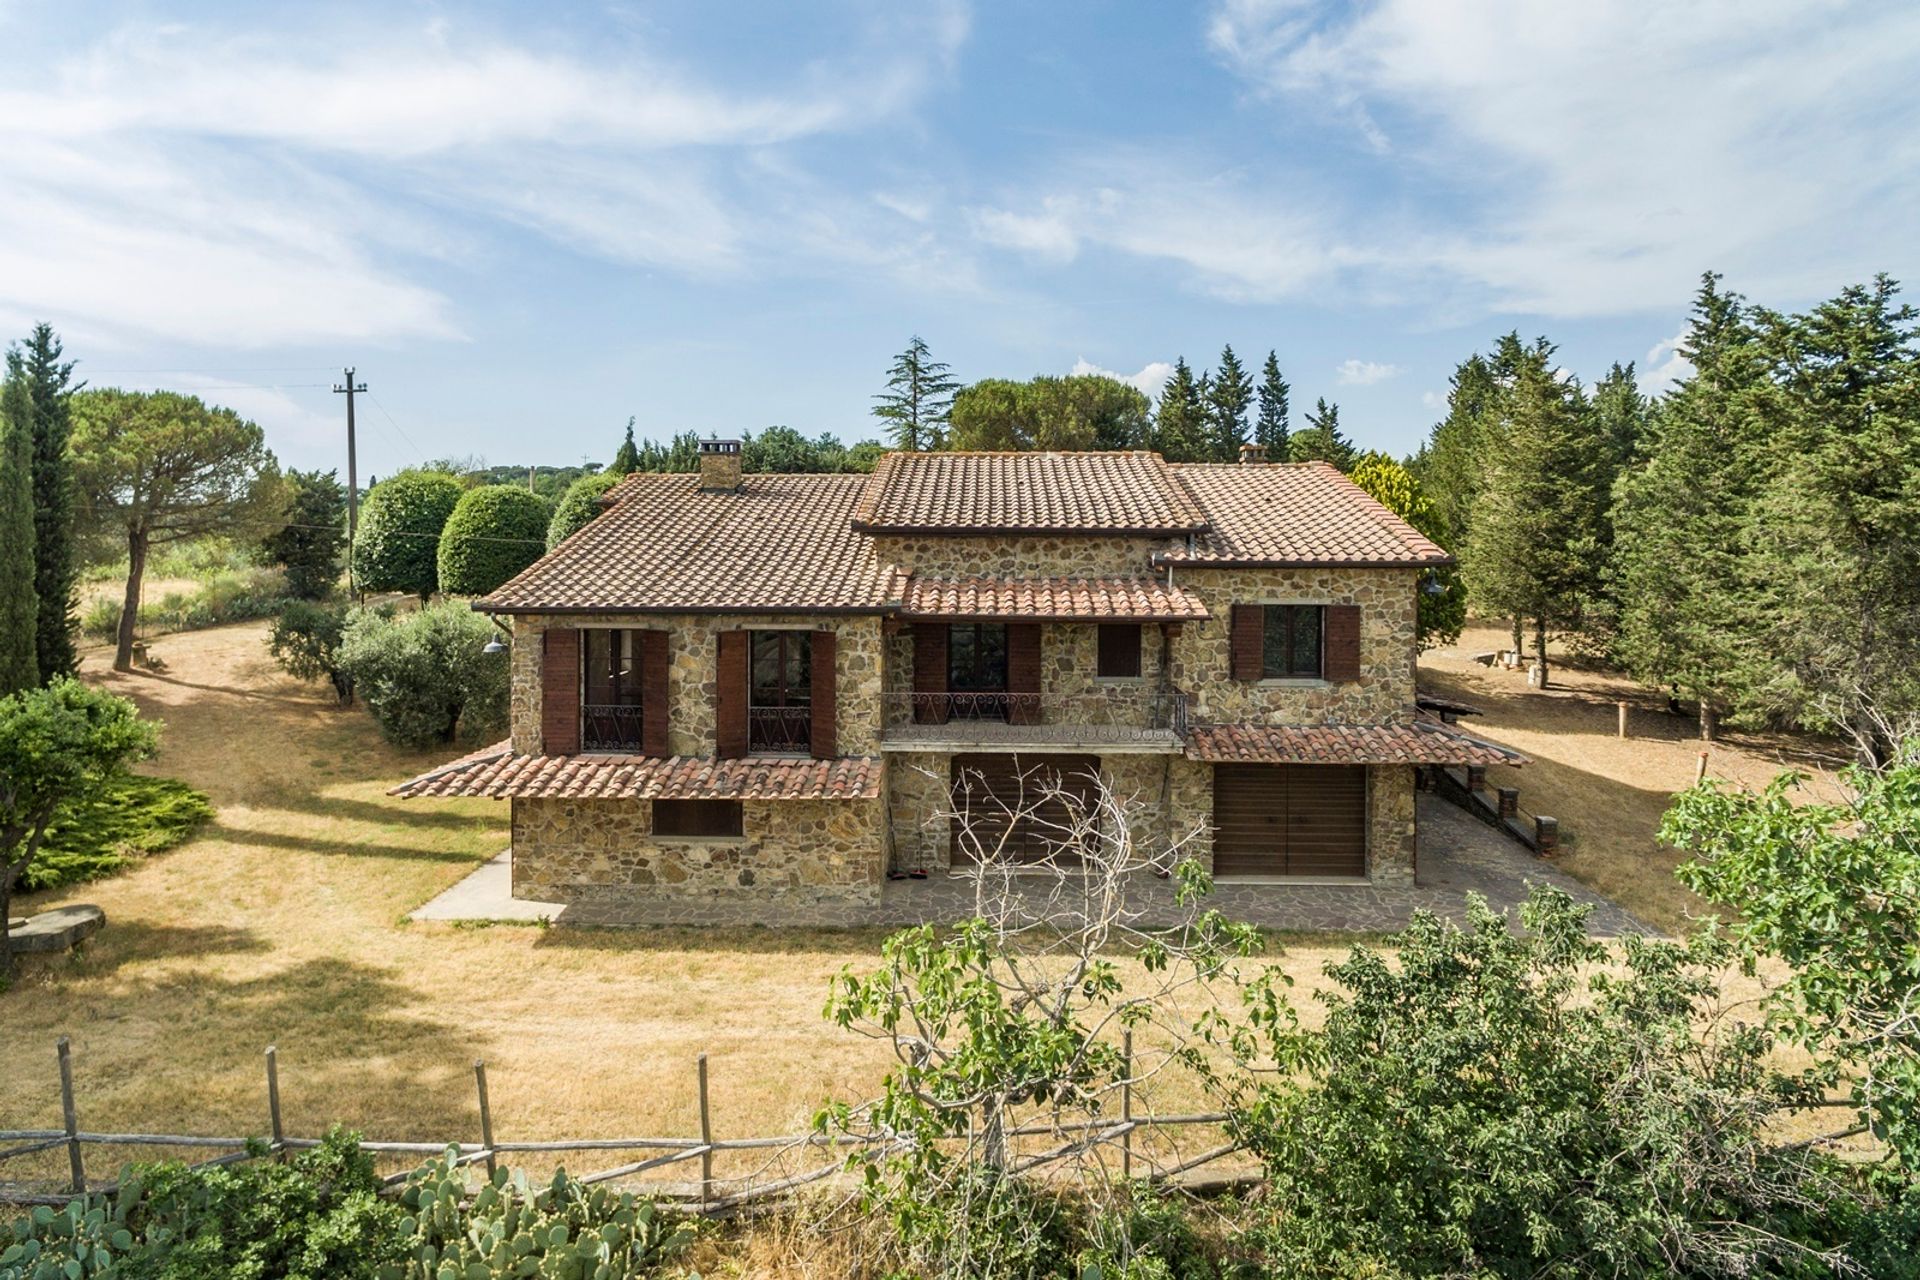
[1152,359,1210,462]
[611,417,641,474]
[6,326,77,682]
[1419,353,1499,546]
[0,399,37,695]
[1206,344,1253,461]
[1256,351,1290,459]
[1290,398,1357,470]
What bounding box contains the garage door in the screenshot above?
[1212,764,1366,878]
[950,754,1100,865]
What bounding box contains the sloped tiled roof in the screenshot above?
[1184,720,1526,767]
[1163,462,1450,567]
[901,575,1210,621]
[854,452,1207,534]
[390,742,883,800]
[478,473,898,613]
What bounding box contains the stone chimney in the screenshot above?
[699,436,742,491]
[1238,442,1268,465]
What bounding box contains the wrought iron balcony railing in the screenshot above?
[748,705,812,753]
[581,703,645,752]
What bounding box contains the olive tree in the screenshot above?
[0,679,157,981]
[337,602,508,748]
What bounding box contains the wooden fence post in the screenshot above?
[1617,701,1629,739]
[57,1038,84,1193]
[1120,1030,1133,1182]
[697,1054,713,1207]
[474,1060,497,1179]
[1695,751,1710,786]
[265,1046,285,1161]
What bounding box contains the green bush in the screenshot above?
[262,468,347,599]
[23,774,213,891]
[0,1132,692,1280]
[546,471,622,550]
[436,485,550,597]
[267,601,353,703]
[350,471,462,601]
[338,602,508,748]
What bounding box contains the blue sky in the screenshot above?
[2,0,1916,477]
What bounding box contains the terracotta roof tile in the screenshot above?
[390,743,884,800]
[1184,720,1527,767]
[1163,462,1450,566]
[479,472,898,614]
[901,575,1210,621]
[854,452,1207,534]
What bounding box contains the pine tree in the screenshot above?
[611,417,641,474]
[1419,353,1500,546]
[1206,344,1253,461]
[5,326,77,682]
[0,401,37,695]
[1151,359,1210,462]
[1289,398,1357,470]
[873,336,958,451]
[1256,350,1290,458]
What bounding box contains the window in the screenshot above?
[1097,624,1142,678]
[581,629,644,750]
[947,622,1009,719]
[652,799,744,839]
[1262,605,1324,679]
[749,631,811,752]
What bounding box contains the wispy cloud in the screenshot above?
[1070,357,1175,400]
[1336,358,1402,385]
[0,7,972,348]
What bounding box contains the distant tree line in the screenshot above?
[1414,271,1920,764]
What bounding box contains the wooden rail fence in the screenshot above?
[0,1037,1247,1210]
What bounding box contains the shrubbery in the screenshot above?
[436,484,550,596]
[350,471,462,602]
[24,774,213,891]
[267,601,353,703]
[80,566,288,642]
[547,471,622,550]
[0,1131,693,1280]
[337,601,507,748]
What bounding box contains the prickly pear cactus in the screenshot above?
[0,1179,146,1280]
[382,1148,694,1279]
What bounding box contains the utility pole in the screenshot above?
[333,367,368,595]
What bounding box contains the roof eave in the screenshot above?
[1152,553,1455,570]
[471,601,900,617]
[855,522,1207,537]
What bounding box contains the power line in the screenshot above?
[364,391,429,464]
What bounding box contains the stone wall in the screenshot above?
[511,795,887,909]
[1368,764,1417,886]
[1167,565,1417,725]
[510,612,886,757]
[872,534,1177,578]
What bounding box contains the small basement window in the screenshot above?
[652,799,744,839]
[1097,624,1143,678]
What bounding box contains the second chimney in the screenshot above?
[699,436,742,491]
[1238,442,1268,465]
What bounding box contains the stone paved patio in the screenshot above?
[412,796,1650,937]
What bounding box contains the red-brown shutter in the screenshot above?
[640,629,670,758]
[1229,604,1264,682]
[912,623,948,725]
[810,629,837,759]
[541,627,580,754]
[1323,605,1362,682]
[716,630,748,758]
[1007,623,1042,725]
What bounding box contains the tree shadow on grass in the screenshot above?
[270,792,506,834]
[203,821,490,865]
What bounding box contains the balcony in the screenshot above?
[582,704,645,753]
[881,687,1188,752]
[748,705,812,753]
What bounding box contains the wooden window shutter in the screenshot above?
[1007,623,1042,725]
[715,630,748,758]
[1097,624,1142,678]
[639,629,670,758]
[1229,605,1263,682]
[540,627,580,754]
[912,623,948,725]
[809,629,838,759]
[1323,605,1362,682]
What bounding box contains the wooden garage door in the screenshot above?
[1212,765,1366,878]
[950,754,1100,865]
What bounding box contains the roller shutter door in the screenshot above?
[950,754,1100,866]
[1212,764,1366,878]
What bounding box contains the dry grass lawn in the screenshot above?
[1419,624,1850,936]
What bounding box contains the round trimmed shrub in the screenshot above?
[350,470,462,601]
[437,484,551,597]
[546,470,623,550]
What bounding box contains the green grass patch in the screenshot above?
[24,775,216,891]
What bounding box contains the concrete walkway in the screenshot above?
[410,796,1648,937]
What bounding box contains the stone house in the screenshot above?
[394,441,1523,922]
